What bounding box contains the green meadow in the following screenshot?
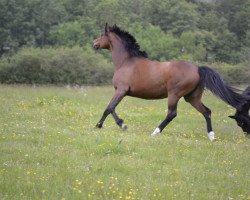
[0,85,249,200]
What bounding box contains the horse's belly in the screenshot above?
[128,84,168,99]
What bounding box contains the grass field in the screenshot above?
[0,85,249,200]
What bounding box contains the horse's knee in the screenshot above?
[104,107,113,115]
[204,106,211,118]
[168,110,177,120]
[205,107,211,114]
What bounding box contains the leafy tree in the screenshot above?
[0,0,67,51]
[214,30,241,63]
[128,22,179,60]
[143,0,199,36]
[215,0,250,42]
[118,0,146,23]
[0,0,36,52]
[0,0,249,65]
[32,0,67,46]
[176,30,217,61]
[49,17,98,47]
[198,11,218,32]
[49,21,84,47]
[94,0,129,28]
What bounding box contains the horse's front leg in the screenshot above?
[111,111,127,130]
[96,89,127,129]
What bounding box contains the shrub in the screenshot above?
[210,63,250,85]
[0,47,249,86]
[0,47,113,85]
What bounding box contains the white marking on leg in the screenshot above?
[208,131,215,142]
[151,128,161,137]
[121,123,127,130]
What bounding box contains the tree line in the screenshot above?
[0,0,249,85]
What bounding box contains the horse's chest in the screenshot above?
[112,69,132,86]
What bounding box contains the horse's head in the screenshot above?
[229,113,250,135]
[93,23,111,50]
[229,86,250,135]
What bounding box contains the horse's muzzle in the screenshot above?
[93,44,100,50]
[93,40,100,50]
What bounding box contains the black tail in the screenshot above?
[198,66,246,110]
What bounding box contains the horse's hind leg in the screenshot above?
[151,94,179,136]
[185,94,215,141]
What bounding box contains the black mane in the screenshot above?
[110,25,148,58]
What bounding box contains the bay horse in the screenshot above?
[93,23,246,141]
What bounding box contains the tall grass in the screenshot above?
[0,85,249,200]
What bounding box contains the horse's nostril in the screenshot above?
[93,44,99,50]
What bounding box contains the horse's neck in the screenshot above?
[111,39,129,70]
[112,52,129,70]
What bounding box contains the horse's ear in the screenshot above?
[105,23,110,34]
[229,115,236,119]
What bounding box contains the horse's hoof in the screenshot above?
[208,131,216,142]
[121,123,127,131]
[96,123,103,128]
[151,128,161,137]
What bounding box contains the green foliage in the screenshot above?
[49,22,84,47]
[215,0,250,42]
[211,63,250,85]
[214,30,241,63]
[0,47,113,85]
[0,0,250,85]
[143,0,199,36]
[49,18,98,47]
[128,23,179,60]
[176,30,217,61]
[0,0,67,50]
[93,0,129,28]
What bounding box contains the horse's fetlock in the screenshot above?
[96,122,103,128]
[116,119,124,126]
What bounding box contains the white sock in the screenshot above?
[151,128,161,136]
[208,131,215,142]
